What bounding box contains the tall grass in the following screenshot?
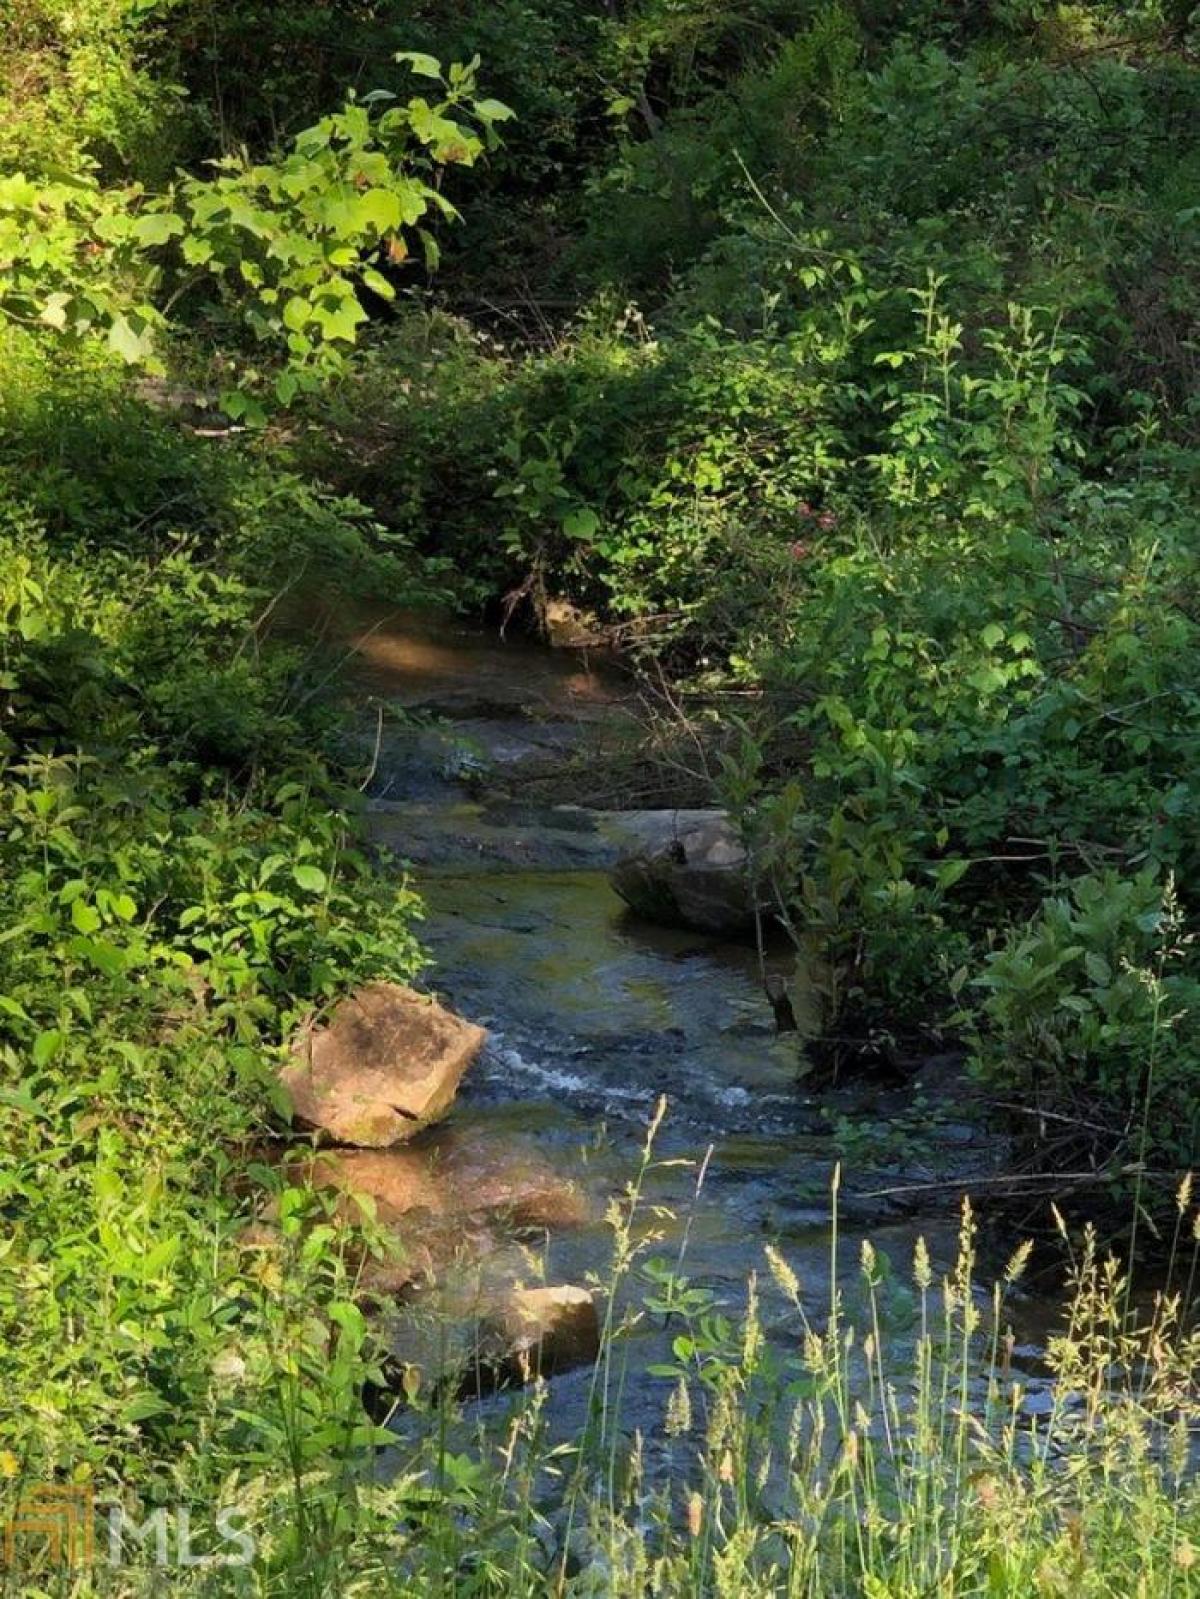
[5,1115,1200,1596]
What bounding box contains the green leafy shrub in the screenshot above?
[0,322,431,1500]
[0,0,191,180]
[2,44,510,404]
[971,870,1200,1173]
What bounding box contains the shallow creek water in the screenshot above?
[333,603,1048,1449]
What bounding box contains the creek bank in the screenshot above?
[299,602,1039,1428]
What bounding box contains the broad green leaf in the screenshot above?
[418,228,440,270]
[395,51,442,78]
[353,188,403,235]
[39,291,71,329]
[122,1392,171,1423]
[312,296,366,343]
[106,313,153,365]
[282,296,311,332]
[474,98,516,124]
[1084,952,1112,987]
[935,859,970,891]
[393,177,435,226]
[563,507,600,540]
[180,234,214,265]
[130,212,185,247]
[32,1029,63,1067]
[83,939,128,978]
[360,267,395,301]
[328,1300,367,1350]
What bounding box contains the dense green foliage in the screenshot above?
[4,0,1200,1589]
[0,328,437,1530]
[295,1,1200,1189]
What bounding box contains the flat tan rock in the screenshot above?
[299,1133,590,1237]
[281,983,486,1146]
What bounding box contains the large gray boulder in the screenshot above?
[609,814,764,936]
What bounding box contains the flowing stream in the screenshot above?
[329,602,1045,1448]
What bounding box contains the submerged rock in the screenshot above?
[281,982,486,1147]
[301,1132,590,1233]
[306,1148,447,1223]
[609,814,765,936]
[497,1285,600,1378]
[387,1272,601,1394]
[440,1134,592,1230]
[265,1131,591,1305]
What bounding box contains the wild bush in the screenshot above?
[971,870,1200,1177]
[0,331,430,1501]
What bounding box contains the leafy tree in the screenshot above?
[0,54,511,414]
